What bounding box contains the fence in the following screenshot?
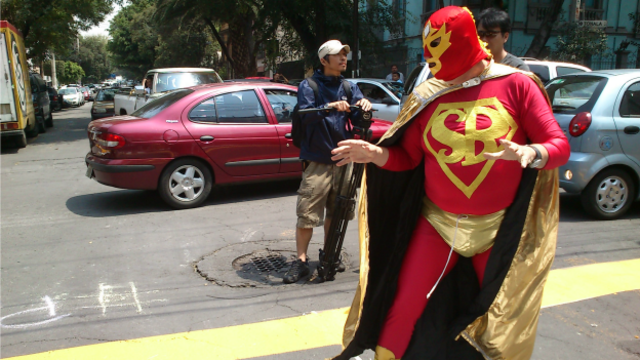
[590,51,639,70]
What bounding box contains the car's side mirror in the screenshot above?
[381,97,399,106]
[134,86,145,95]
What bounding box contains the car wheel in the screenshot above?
[25,117,39,138]
[14,131,27,148]
[158,158,213,209]
[580,168,636,220]
[45,112,53,127]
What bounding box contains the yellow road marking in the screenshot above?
[7,258,640,360]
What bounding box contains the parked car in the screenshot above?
[80,86,91,101]
[29,72,51,130]
[58,87,83,107]
[347,78,404,122]
[91,89,116,120]
[521,58,591,84]
[85,82,392,209]
[546,69,640,219]
[47,86,63,111]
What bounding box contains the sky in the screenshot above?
[80,3,122,38]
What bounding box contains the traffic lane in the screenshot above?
[555,193,640,269]
[0,111,362,359]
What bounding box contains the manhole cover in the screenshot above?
[196,240,351,288]
[233,250,288,273]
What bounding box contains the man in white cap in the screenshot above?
[283,40,372,284]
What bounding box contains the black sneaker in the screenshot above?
[283,259,310,284]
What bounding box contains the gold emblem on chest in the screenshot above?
[423,97,518,198]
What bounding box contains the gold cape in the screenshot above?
[337,62,560,360]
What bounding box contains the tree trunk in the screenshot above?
[524,0,565,58]
[204,18,235,69]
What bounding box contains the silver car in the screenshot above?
[347,79,404,122]
[546,70,640,219]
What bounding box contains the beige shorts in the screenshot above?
[296,161,355,228]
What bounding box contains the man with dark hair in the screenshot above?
[477,7,529,71]
[283,40,372,284]
[385,64,404,82]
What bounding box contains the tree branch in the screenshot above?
[203,17,234,67]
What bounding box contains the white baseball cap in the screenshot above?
[318,40,350,59]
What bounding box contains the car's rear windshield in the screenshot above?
[131,89,194,119]
[155,72,223,92]
[58,88,77,94]
[545,76,608,114]
[96,89,116,101]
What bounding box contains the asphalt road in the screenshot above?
[1,104,639,359]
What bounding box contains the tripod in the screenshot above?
[298,106,374,282]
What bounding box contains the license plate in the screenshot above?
[95,108,106,113]
[85,165,94,179]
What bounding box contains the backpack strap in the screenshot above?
[341,80,353,104]
[306,77,320,106]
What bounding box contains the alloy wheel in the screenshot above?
[168,165,206,202]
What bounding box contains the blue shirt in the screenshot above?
[297,70,364,164]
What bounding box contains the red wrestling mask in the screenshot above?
[423,6,489,81]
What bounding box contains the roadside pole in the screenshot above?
[352,0,359,78]
[51,51,58,88]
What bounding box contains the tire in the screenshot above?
[580,168,636,220]
[25,116,39,138]
[45,112,53,128]
[158,158,213,209]
[14,131,27,148]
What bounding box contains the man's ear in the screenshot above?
[320,57,328,67]
[503,32,510,44]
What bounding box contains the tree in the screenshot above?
[54,61,86,85]
[78,35,113,83]
[108,0,221,79]
[551,22,608,65]
[524,0,565,58]
[0,0,120,59]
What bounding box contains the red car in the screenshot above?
[85,82,392,209]
[81,86,91,101]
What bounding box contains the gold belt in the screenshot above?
[421,197,505,258]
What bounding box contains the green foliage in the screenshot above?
[108,0,221,79]
[0,0,120,59]
[55,61,86,85]
[78,35,113,83]
[552,22,608,64]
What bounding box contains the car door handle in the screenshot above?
[200,135,214,141]
[624,126,639,135]
[284,133,292,139]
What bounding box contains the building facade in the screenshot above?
[375,0,640,77]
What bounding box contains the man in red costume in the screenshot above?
[330,6,570,360]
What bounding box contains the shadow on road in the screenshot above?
[66,179,300,217]
[559,192,640,222]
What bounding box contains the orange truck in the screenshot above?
[1,20,37,148]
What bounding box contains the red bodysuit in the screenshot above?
[376,73,570,357]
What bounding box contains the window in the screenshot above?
[156,72,223,93]
[264,90,297,123]
[528,64,550,83]
[96,89,116,102]
[189,98,217,123]
[188,90,267,124]
[620,82,640,117]
[131,89,194,119]
[556,66,586,77]
[357,83,394,104]
[546,76,607,115]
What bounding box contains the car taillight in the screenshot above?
[53,96,58,101]
[96,133,125,149]
[568,112,592,137]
